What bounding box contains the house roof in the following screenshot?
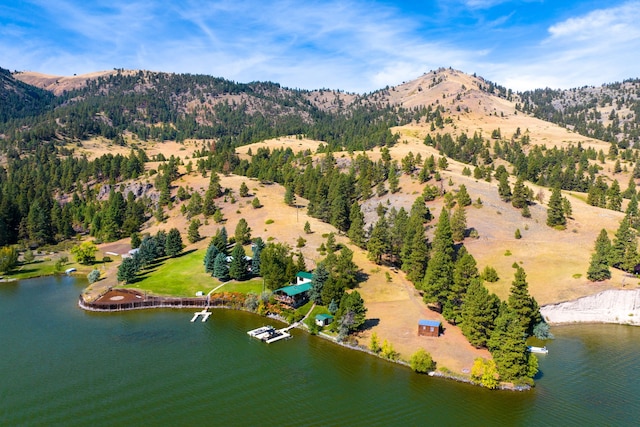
[419,319,441,327]
[296,271,313,280]
[315,314,333,321]
[276,282,312,296]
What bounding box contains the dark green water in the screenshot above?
[2,277,640,426]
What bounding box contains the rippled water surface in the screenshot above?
[1,277,639,426]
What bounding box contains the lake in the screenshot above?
[1,276,639,426]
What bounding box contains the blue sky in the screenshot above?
[1,0,639,92]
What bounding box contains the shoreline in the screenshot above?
[541,288,640,326]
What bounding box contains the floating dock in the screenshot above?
[247,325,292,343]
[190,309,212,322]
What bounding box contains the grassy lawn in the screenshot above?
[4,259,60,280]
[220,278,263,294]
[130,249,217,296]
[129,249,263,297]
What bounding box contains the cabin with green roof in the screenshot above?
[273,272,313,308]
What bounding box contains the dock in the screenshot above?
[190,309,212,322]
[247,325,292,343]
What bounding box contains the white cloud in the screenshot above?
[548,1,640,42]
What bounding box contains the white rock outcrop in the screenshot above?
[540,289,640,325]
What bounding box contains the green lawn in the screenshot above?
[4,259,60,280]
[130,249,217,296]
[130,249,263,297]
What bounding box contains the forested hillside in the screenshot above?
[518,79,640,146]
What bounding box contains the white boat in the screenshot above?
[261,328,291,344]
[527,346,549,354]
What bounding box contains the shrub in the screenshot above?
[87,269,101,284]
[533,321,554,340]
[410,349,435,373]
[265,219,274,225]
[481,266,499,282]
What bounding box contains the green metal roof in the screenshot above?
[315,314,333,321]
[296,271,313,280]
[276,282,312,296]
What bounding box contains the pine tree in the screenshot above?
[204,243,219,274]
[607,180,623,211]
[626,195,640,229]
[587,229,612,281]
[367,215,390,264]
[211,227,228,254]
[507,267,541,335]
[461,281,500,348]
[213,252,229,281]
[422,209,455,306]
[388,161,400,194]
[450,204,467,242]
[228,244,249,281]
[457,184,472,207]
[488,305,534,383]
[335,291,367,332]
[251,237,265,276]
[498,174,512,202]
[284,185,295,206]
[546,187,566,228]
[511,178,527,209]
[239,181,249,197]
[234,218,252,245]
[117,256,138,284]
[165,228,183,257]
[611,217,633,268]
[187,218,201,243]
[444,247,479,324]
[309,262,329,304]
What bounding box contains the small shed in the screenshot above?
[315,313,334,327]
[418,319,441,337]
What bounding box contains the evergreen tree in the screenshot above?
[165,228,183,257]
[498,174,512,202]
[611,217,633,268]
[488,305,535,384]
[511,178,527,209]
[607,180,622,211]
[546,187,566,228]
[388,161,400,194]
[422,209,455,306]
[228,244,249,281]
[260,242,295,290]
[239,181,249,197]
[234,218,252,245]
[457,184,472,207]
[507,267,541,336]
[450,204,467,242]
[137,235,157,268]
[213,252,229,281]
[284,185,295,206]
[309,262,329,304]
[444,248,479,324]
[335,291,367,332]
[626,195,640,229]
[117,256,138,284]
[304,221,312,234]
[187,218,201,243]
[251,237,265,276]
[155,230,167,258]
[367,215,390,264]
[401,217,430,284]
[204,243,219,274]
[211,227,229,254]
[460,280,500,348]
[347,201,366,248]
[587,229,611,281]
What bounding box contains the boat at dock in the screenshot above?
[527,346,548,354]
[247,325,291,343]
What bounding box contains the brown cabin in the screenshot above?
[418,319,441,337]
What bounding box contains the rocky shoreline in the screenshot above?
[540,288,640,326]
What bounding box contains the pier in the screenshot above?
[191,309,212,322]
